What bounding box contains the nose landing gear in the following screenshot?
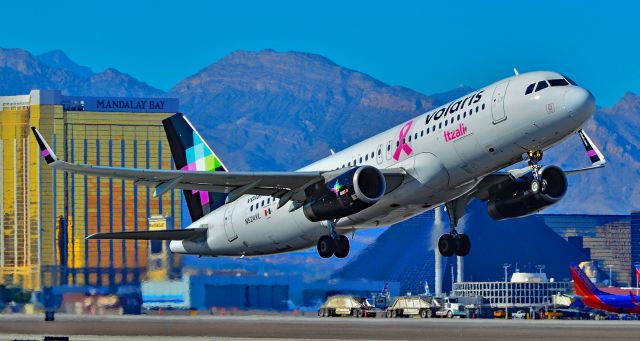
[316,220,350,258]
[437,199,472,257]
[527,150,545,194]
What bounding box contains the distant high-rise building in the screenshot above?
[0,90,181,290]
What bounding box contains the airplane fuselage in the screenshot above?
[580,294,640,314]
[170,71,595,256]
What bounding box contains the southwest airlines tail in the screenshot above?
[162,113,229,222]
[570,262,606,297]
[636,264,640,286]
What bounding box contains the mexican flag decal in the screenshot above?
[264,208,272,217]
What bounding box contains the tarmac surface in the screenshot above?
[1,314,640,341]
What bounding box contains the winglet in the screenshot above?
[31,127,58,164]
[578,129,605,167]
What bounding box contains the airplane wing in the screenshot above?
[87,227,207,240]
[32,127,405,207]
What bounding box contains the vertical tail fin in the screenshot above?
[162,113,228,222]
[635,264,640,287]
[570,263,605,296]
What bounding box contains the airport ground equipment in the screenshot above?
[317,295,377,317]
[385,295,436,318]
[433,297,467,318]
[511,310,526,319]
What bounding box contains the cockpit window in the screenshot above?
[525,83,535,95]
[549,79,569,86]
[535,80,549,92]
[561,75,578,86]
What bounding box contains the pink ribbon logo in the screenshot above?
[393,121,413,161]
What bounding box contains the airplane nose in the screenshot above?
[564,87,595,123]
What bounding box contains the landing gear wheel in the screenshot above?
[334,235,350,258]
[454,234,471,256]
[438,234,456,257]
[530,179,540,194]
[317,236,336,258]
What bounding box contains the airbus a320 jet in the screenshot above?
[32,71,606,259]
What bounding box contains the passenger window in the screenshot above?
[365,154,368,161]
[482,103,485,110]
[445,120,448,127]
[408,135,411,142]
[450,117,454,124]
[457,114,460,121]
[525,83,535,95]
[388,145,391,151]
[426,127,430,134]
[420,130,424,137]
[549,79,569,86]
[463,112,467,118]
[432,125,435,131]
[414,133,417,139]
[535,81,549,92]
[261,200,264,207]
[475,106,479,113]
[439,122,442,129]
[348,162,351,166]
[353,159,356,165]
[250,205,253,212]
[267,198,270,204]
[359,157,362,163]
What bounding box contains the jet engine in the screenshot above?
[303,166,386,222]
[487,165,567,220]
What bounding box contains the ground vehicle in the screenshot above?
[511,310,526,319]
[385,296,435,318]
[433,297,466,318]
[318,295,376,317]
[493,310,506,319]
[545,310,563,319]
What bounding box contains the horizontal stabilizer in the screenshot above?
[87,227,207,241]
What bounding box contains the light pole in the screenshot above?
[606,265,614,287]
[503,263,511,319]
[503,263,511,282]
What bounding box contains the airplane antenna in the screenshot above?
[513,67,520,76]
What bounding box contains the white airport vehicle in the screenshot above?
[434,297,467,318]
[32,71,604,258]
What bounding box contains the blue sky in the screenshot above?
[1,0,636,106]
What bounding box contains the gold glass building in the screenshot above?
[0,90,181,290]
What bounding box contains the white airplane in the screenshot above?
[32,70,605,259]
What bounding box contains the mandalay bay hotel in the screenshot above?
[0,90,182,291]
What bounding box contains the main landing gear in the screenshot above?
[527,150,545,194]
[317,220,350,258]
[438,200,471,257]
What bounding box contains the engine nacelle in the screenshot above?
[303,166,386,222]
[487,165,567,220]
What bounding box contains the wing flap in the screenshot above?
[87,227,207,241]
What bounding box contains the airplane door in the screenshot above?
[223,205,238,242]
[491,81,509,123]
[386,140,392,160]
[376,144,383,165]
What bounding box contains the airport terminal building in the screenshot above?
[0,90,182,290]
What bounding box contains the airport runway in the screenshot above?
[1,314,640,341]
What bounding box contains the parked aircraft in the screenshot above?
[570,263,640,314]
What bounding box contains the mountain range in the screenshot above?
[0,47,637,214]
